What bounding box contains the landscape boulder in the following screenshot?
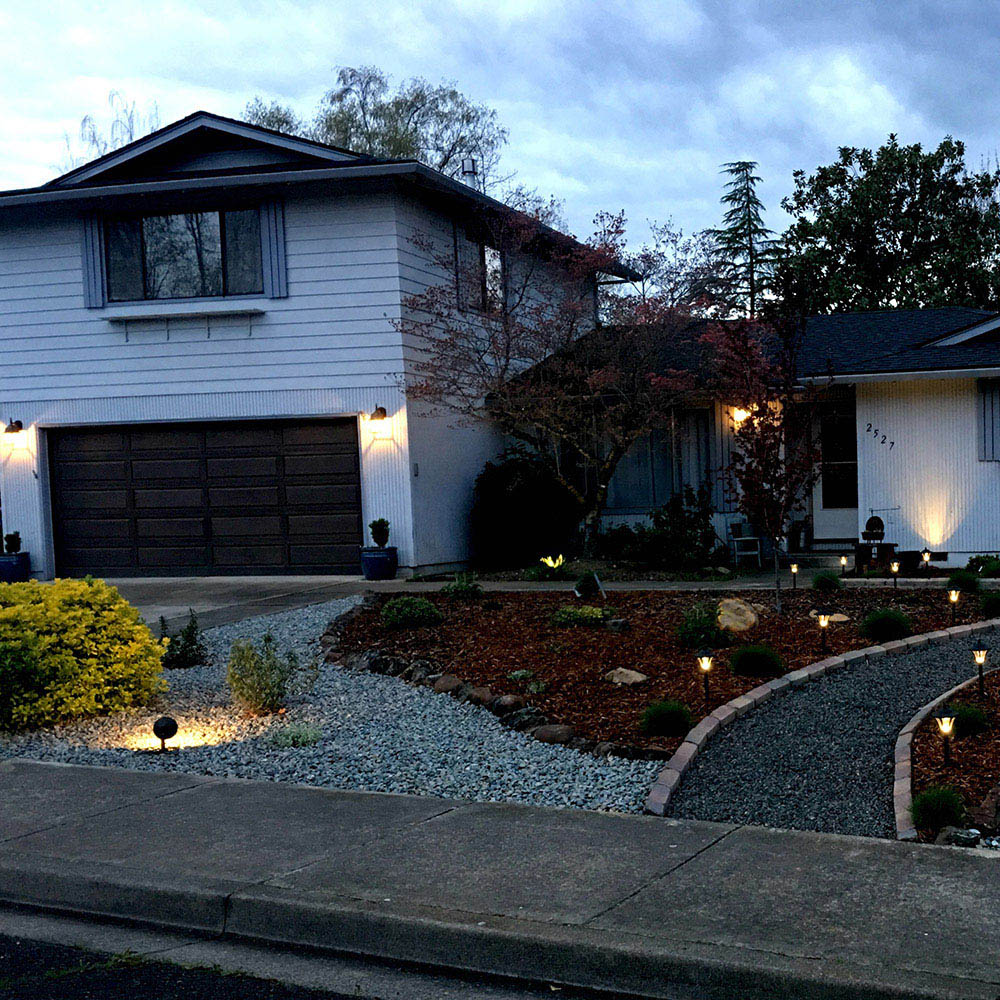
[717,598,758,633]
[604,667,648,686]
[531,724,575,744]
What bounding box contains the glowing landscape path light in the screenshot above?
[790,563,798,589]
[935,710,955,766]
[949,589,960,624]
[890,561,900,589]
[974,648,989,698]
[696,650,713,700]
[817,610,831,652]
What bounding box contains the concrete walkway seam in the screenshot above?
[644,618,1000,816]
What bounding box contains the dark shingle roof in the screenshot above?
[799,307,998,377]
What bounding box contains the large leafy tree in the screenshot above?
[245,66,509,190]
[709,161,775,317]
[776,136,1000,314]
[398,204,696,549]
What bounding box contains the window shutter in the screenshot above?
[978,379,1000,461]
[81,215,106,308]
[260,201,288,298]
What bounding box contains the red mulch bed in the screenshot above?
[912,670,1000,835]
[339,588,974,753]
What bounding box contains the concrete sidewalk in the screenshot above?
[1,761,998,999]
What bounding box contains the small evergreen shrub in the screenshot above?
[3,531,21,555]
[676,602,729,649]
[550,604,609,627]
[859,608,913,643]
[268,722,322,748]
[730,643,784,678]
[159,610,208,669]
[574,573,602,600]
[910,785,965,832]
[380,596,443,629]
[967,554,1000,577]
[440,574,483,601]
[811,570,842,593]
[369,518,390,548]
[227,633,298,714]
[947,569,980,594]
[981,593,1000,619]
[640,700,693,737]
[0,578,164,731]
[949,702,990,739]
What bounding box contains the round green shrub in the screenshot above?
[859,608,913,643]
[440,575,483,601]
[811,570,842,593]
[380,596,443,629]
[910,785,965,832]
[949,702,990,739]
[227,632,299,714]
[0,578,164,732]
[947,569,980,595]
[640,700,693,737]
[676,602,730,649]
[730,643,784,678]
[550,604,608,627]
[981,593,1000,619]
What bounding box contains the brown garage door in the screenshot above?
[48,418,362,576]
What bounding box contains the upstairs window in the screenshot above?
[455,226,505,313]
[105,209,263,302]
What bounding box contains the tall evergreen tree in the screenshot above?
[710,161,775,317]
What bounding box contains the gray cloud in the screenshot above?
[2,0,997,242]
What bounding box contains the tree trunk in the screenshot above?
[773,546,782,614]
[581,483,610,558]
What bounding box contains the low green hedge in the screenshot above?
[381,596,442,629]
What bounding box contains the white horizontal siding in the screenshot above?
[857,378,1000,562]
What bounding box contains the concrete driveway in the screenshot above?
[107,576,364,629]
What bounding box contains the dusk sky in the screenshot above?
[3,0,997,243]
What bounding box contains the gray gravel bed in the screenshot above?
[670,636,991,837]
[0,596,659,813]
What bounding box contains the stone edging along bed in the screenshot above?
[644,617,1000,818]
[319,596,668,760]
[893,663,1000,841]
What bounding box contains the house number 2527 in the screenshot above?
[865,423,895,449]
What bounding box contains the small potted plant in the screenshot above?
[0,531,30,583]
[360,518,398,580]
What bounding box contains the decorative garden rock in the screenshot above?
[433,673,463,694]
[493,694,526,714]
[531,724,575,744]
[717,598,758,632]
[808,609,850,623]
[935,826,981,848]
[467,686,495,706]
[606,618,630,633]
[605,667,648,686]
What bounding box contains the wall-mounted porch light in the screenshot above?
[368,405,391,440]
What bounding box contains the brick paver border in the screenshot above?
[892,659,1000,841]
[644,618,1000,818]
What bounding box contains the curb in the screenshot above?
[893,659,1000,841]
[644,617,1000,816]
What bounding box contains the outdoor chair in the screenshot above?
[729,521,762,568]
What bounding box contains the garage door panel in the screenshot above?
[136,518,206,539]
[134,488,205,509]
[211,516,283,537]
[50,418,361,576]
[283,454,357,477]
[206,456,280,479]
[213,545,286,567]
[208,486,281,507]
[131,459,202,481]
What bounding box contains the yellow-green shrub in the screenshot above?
[0,578,164,731]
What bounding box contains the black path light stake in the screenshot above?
[153,716,178,752]
[935,709,955,767]
[974,648,989,698]
[790,563,798,590]
[890,560,900,589]
[697,650,713,701]
[817,608,831,653]
[949,589,960,625]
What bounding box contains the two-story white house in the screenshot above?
[0,111,610,579]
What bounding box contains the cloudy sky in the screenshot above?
[2,0,996,242]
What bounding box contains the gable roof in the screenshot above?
[46,110,369,188]
[798,307,999,378]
